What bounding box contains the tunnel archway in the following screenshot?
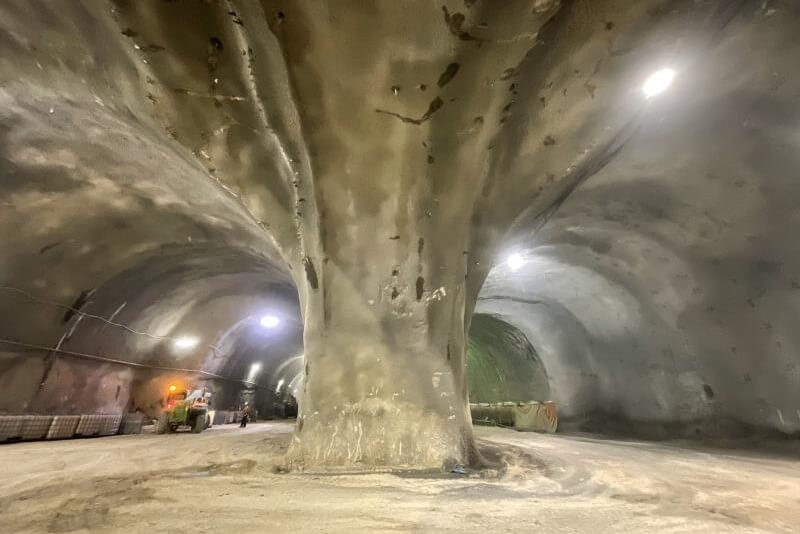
[0,241,304,419]
[466,313,550,404]
[211,317,303,419]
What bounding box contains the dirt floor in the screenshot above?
[1,422,799,533]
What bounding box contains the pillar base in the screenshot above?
[286,397,473,471]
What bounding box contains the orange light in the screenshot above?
[168,384,177,392]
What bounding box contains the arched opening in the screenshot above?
[466,313,556,433]
[0,242,304,424]
[466,313,550,404]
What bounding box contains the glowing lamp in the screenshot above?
[642,68,676,98]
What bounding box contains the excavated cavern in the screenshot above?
[1,1,800,532]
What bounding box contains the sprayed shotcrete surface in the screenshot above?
[2,0,800,468]
[1,422,798,533]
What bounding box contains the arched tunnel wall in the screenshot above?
[0,242,303,419]
[476,4,800,438]
[0,0,307,419]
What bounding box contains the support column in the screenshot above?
[287,258,477,470]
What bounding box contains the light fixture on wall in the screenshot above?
[642,68,676,98]
[507,253,524,271]
[260,315,280,328]
[173,335,199,350]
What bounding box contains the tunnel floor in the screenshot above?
[1,422,798,533]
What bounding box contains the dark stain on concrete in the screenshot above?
[437,63,460,88]
[442,7,483,44]
[303,257,319,290]
[39,241,61,254]
[416,277,424,300]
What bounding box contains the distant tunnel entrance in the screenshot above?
[466,314,550,404]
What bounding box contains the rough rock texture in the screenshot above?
[477,0,800,438]
[0,0,798,469]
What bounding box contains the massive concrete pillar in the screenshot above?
[263,1,565,468]
[291,251,474,468]
[271,0,698,468]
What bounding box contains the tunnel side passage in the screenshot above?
[466,313,550,404]
[466,313,557,433]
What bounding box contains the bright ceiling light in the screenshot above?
[642,68,675,98]
[260,315,280,328]
[507,253,524,271]
[173,335,199,350]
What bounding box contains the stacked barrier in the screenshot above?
[99,415,122,436]
[1,408,252,443]
[0,416,24,441]
[46,415,80,439]
[470,401,558,433]
[20,415,53,440]
[75,415,104,437]
[1,413,123,442]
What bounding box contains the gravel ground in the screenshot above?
[1,422,799,533]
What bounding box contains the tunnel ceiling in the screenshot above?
[0,0,798,442]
